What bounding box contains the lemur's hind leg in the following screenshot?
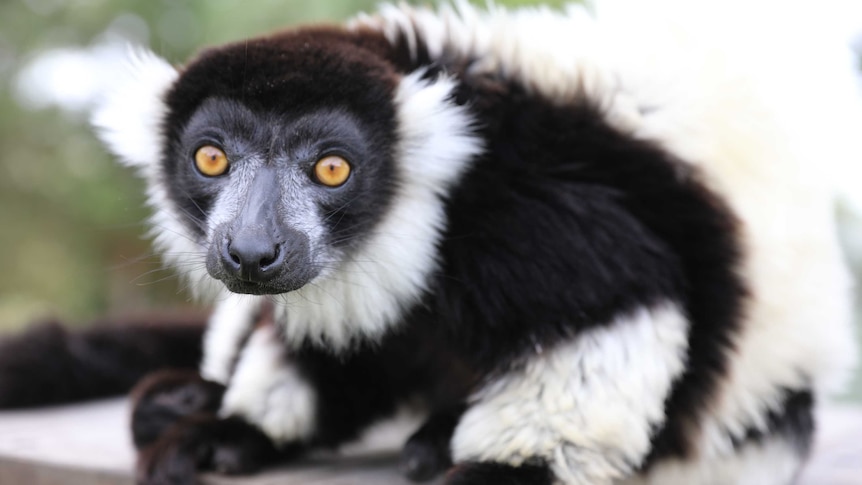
[447,305,690,485]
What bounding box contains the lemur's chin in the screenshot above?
[216,273,315,296]
[222,282,284,295]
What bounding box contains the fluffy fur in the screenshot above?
[2,2,857,485]
[450,304,690,482]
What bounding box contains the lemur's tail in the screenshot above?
[0,312,206,409]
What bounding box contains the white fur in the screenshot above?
[220,324,317,444]
[273,72,482,350]
[451,304,689,485]
[359,0,861,466]
[90,47,221,301]
[200,294,263,384]
[619,438,802,485]
[91,46,176,172]
[574,1,861,458]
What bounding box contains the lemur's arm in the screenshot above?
[133,305,459,485]
[132,294,487,485]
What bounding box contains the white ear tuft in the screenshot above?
[91,46,178,169]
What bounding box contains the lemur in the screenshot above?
[0,2,859,485]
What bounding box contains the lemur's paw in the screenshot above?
[136,415,286,485]
[401,438,450,482]
[445,462,553,485]
[400,406,463,482]
[131,370,225,449]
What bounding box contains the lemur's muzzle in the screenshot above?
[206,167,317,295]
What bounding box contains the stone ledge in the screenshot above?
[0,398,859,484]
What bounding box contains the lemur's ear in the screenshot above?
[91,47,177,170]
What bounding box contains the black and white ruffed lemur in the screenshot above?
[0,2,860,484]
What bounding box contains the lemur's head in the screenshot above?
[156,30,404,296]
[92,24,481,346]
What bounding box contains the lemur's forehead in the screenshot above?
[163,27,400,137]
[182,98,372,160]
[185,98,364,137]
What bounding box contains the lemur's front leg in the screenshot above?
[134,302,426,484]
[131,368,290,485]
[131,300,298,484]
[444,304,690,485]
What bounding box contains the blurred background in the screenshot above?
[1,0,861,402]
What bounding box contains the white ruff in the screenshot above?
[90,47,220,300]
[91,47,176,172]
[451,304,690,485]
[273,72,481,350]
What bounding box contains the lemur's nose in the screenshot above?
[208,166,316,294]
[223,229,284,283]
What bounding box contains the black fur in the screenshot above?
[290,329,476,449]
[132,370,293,484]
[446,462,553,485]
[401,405,465,482]
[130,369,225,449]
[162,28,401,242]
[136,414,288,485]
[388,37,747,462]
[0,314,204,409]
[735,389,816,456]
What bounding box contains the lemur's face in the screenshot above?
[159,31,401,295]
[167,101,396,295]
[94,27,479,341]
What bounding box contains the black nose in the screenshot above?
[222,229,284,283]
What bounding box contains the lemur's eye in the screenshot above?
[313,156,351,187]
[194,145,229,177]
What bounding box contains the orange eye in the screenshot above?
[194,145,229,177]
[314,156,351,187]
